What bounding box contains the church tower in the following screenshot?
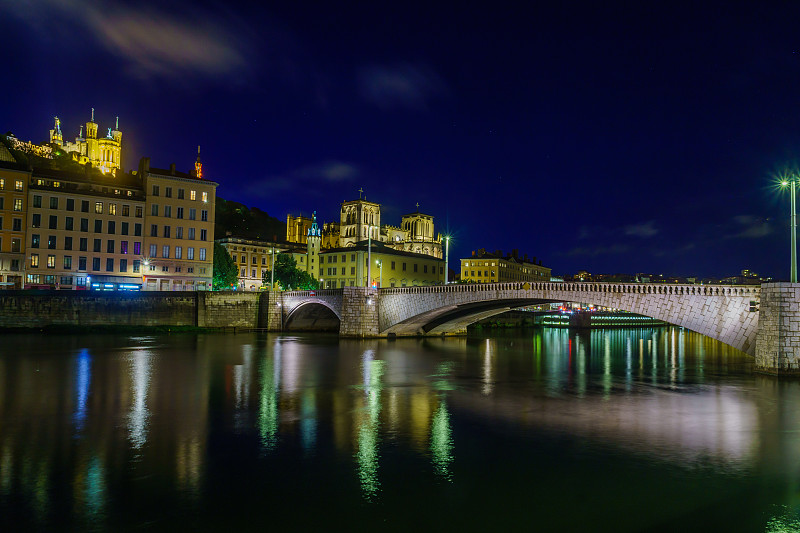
[111,116,122,144]
[49,116,63,146]
[306,211,322,278]
[85,108,98,139]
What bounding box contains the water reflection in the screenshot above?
[0,327,797,530]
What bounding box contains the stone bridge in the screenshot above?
[273,282,800,374]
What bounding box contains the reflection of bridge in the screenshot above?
[269,281,798,374]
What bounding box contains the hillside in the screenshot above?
[214,197,286,242]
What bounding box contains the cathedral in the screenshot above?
[287,193,443,259]
[49,109,122,175]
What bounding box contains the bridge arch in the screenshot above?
[283,299,341,332]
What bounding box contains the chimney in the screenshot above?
[138,157,150,175]
[169,163,176,175]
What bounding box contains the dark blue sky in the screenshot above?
[3,1,800,278]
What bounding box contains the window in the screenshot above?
[162,245,169,258]
[151,204,158,216]
[64,236,72,250]
[13,218,21,231]
[402,262,407,271]
[190,190,196,201]
[47,235,56,249]
[149,244,157,257]
[134,242,141,255]
[122,204,130,216]
[79,257,87,271]
[189,208,196,220]
[63,256,72,269]
[152,185,159,196]
[93,239,101,252]
[49,215,57,229]
[0,198,3,210]
[133,260,140,273]
[251,268,256,278]
[32,214,41,228]
[49,197,58,209]
[240,267,246,277]
[199,248,206,261]
[414,264,418,272]
[80,218,88,232]
[109,203,116,215]
[188,247,194,260]
[0,178,3,189]
[134,223,142,236]
[14,199,22,211]
[66,198,75,211]
[351,266,355,275]
[94,220,102,233]
[33,195,42,208]
[201,210,208,221]
[188,227,195,240]
[65,216,73,231]
[252,256,257,265]
[121,222,128,235]
[162,266,169,272]
[202,192,208,203]
[200,229,207,241]
[121,241,128,254]
[105,221,114,234]
[107,240,115,253]
[150,224,158,237]
[177,207,184,219]
[164,205,172,218]
[31,234,40,248]
[47,255,55,269]
[81,200,89,212]
[175,246,182,259]
[424,265,428,273]
[178,188,185,199]
[176,227,183,239]
[391,261,396,270]
[163,225,171,238]
[95,202,103,214]
[165,187,172,198]
[106,258,114,272]
[135,206,143,218]
[80,238,87,251]
[120,259,127,272]
[30,254,39,268]
[14,180,23,191]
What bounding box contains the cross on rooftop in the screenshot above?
[358,187,363,199]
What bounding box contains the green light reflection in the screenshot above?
[430,397,453,481]
[258,341,280,452]
[356,350,385,501]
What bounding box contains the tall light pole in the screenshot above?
[444,235,450,284]
[271,246,275,290]
[782,178,798,283]
[376,259,382,288]
[367,225,372,288]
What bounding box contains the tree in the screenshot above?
[213,242,239,290]
[262,253,319,290]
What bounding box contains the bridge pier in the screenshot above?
[756,283,800,375]
[339,287,379,337]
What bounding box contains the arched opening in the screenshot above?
[284,302,340,332]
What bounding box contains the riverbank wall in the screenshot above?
[0,291,266,329]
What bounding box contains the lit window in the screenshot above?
[14,180,23,191]
[202,191,208,203]
[190,190,196,201]
[30,254,39,268]
[14,199,22,211]
[47,255,55,268]
[95,202,103,214]
[109,204,116,215]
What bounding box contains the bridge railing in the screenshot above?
[282,289,343,297]
[378,282,761,297]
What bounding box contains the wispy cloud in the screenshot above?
[624,220,658,238]
[357,63,447,109]
[246,161,360,197]
[8,0,251,81]
[562,244,631,257]
[726,215,773,239]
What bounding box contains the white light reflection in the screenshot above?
[127,349,152,450]
[258,339,281,451]
[73,349,91,437]
[356,349,384,501]
[430,397,453,481]
[482,339,493,395]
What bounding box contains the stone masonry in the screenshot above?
[755,283,800,375]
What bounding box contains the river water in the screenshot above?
[0,327,798,532]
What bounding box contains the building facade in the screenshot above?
[216,237,300,291]
[460,249,551,284]
[0,163,28,288]
[140,156,217,291]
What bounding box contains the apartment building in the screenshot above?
[0,163,28,288]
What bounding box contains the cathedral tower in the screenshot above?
[49,116,63,146]
[306,211,322,277]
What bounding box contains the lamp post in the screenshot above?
[271,246,275,290]
[781,178,798,283]
[367,225,373,288]
[376,259,382,288]
[444,235,450,284]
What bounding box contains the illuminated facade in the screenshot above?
[49,109,122,175]
[0,165,28,288]
[287,195,443,259]
[216,237,298,291]
[460,249,551,284]
[140,156,217,291]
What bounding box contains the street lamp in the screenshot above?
[367,224,375,288]
[271,246,275,290]
[375,259,382,288]
[781,177,798,283]
[444,235,450,284]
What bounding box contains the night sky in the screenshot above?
[4,1,800,279]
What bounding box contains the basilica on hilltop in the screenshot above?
[48,109,122,175]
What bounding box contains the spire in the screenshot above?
[91,108,95,122]
[53,116,61,136]
[78,125,83,138]
[308,210,321,237]
[194,145,203,179]
[115,116,119,130]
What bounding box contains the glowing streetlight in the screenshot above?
[271,246,275,290]
[781,177,798,282]
[444,235,450,284]
[375,259,382,288]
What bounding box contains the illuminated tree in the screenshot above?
[262,253,319,290]
[213,242,239,290]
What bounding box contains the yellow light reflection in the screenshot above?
[356,349,385,501]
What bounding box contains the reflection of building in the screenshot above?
[460,248,550,283]
[50,110,122,176]
[0,163,28,288]
[287,193,443,259]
